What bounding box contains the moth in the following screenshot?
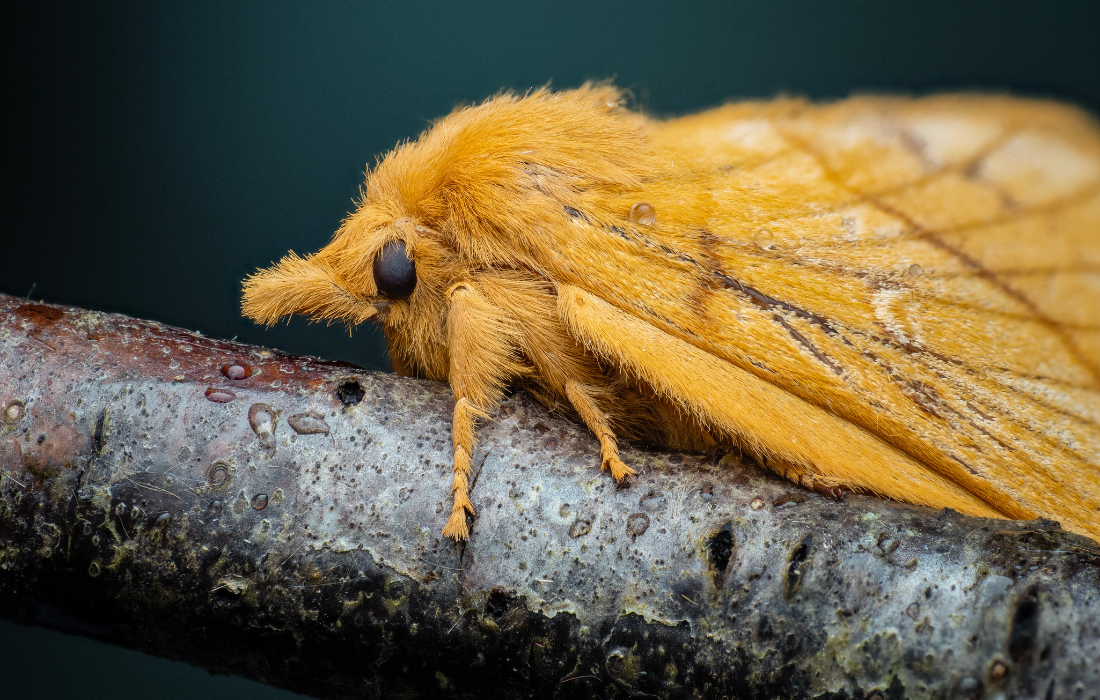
[243,84,1100,541]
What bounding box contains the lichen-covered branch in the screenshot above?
[1,293,1098,699]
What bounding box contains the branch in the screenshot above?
[1,292,1097,699]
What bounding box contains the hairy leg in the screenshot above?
[441,283,528,540]
[442,397,479,540]
[565,379,635,482]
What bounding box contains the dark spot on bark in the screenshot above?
[485,589,513,619]
[756,614,773,640]
[786,535,812,598]
[251,494,268,510]
[778,631,803,661]
[707,523,734,574]
[93,408,109,455]
[337,379,364,406]
[1009,587,1040,662]
[885,675,907,700]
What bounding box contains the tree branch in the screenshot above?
[1,293,1098,699]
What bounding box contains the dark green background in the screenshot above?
[5,1,1099,698]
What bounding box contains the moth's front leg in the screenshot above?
[564,380,635,482]
[441,283,526,541]
[442,396,479,540]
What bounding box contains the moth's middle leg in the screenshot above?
[565,379,635,482]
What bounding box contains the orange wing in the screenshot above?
[544,95,1100,539]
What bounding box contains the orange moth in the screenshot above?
[242,84,1100,541]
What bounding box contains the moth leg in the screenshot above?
[768,455,848,498]
[565,380,636,482]
[440,283,528,541]
[442,396,479,541]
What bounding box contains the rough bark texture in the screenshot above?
[1,292,1098,700]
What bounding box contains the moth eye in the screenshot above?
[372,241,417,299]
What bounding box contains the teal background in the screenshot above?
[6,1,1099,697]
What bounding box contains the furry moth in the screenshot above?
[243,84,1100,541]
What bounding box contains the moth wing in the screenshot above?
[557,95,1100,538]
[557,283,1003,518]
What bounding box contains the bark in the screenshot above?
[1,292,1098,700]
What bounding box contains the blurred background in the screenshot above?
[5,1,1099,697]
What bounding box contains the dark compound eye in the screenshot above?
[372,241,417,299]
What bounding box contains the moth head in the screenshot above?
[242,215,452,329]
[243,83,653,374]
